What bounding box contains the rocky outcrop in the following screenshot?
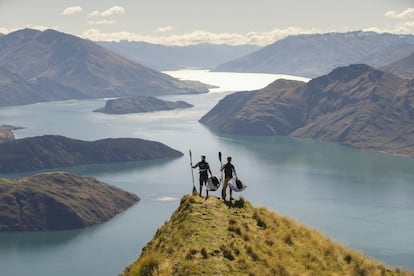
[201,64,414,158]
[94,96,193,114]
[0,135,183,173]
[0,125,15,143]
[0,172,139,231]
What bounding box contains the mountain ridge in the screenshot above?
[200,64,414,158]
[214,31,414,78]
[98,41,259,71]
[0,28,210,107]
[122,195,412,275]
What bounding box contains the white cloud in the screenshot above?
[88,10,100,17]
[81,27,321,46]
[157,26,173,33]
[385,8,414,19]
[364,20,414,34]
[62,6,83,16]
[88,20,117,25]
[101,6,125,17]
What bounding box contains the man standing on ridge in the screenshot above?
[221,156,237,201]
[191,154,212,198]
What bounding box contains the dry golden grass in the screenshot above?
[122,195,413,276]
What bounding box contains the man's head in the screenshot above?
[227,156,232,162]
[201,154,206,160]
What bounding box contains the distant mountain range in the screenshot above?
[200,64,414,158]
[0,29,209,107]
[98,41,259,71]
[214,31,414,78]
[0,125,15,143]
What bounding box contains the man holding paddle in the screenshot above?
[220,156,237,202]
[191,154,212,198]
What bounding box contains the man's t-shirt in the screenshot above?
[223,163,235,178]
[196,160,210,176]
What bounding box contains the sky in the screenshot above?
[0,0,413,46]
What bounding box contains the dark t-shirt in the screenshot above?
[222,162,235,178]
[196,160,210,176]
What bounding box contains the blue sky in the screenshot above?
[0,0,413,45]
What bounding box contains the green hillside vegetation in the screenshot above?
[123,195,412,276]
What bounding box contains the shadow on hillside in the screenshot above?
[224,197,246,208]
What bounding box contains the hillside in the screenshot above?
[200,64,414,158]
[98,41,259,71]
[0,29,210,106]
[214,31,414,77]
[0,172,139,231]
[382,52,414,79]
[122,195,411,275]
[0,135,183,173]
[0,66,88,107]
[94,96,193,114]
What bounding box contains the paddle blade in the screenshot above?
[218,151,222,162]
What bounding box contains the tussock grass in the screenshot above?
[122,195,413,276]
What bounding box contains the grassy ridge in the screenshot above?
[123,195,412,276]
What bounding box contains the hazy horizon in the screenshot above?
[1,1,413,46]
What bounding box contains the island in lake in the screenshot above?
[0,135,183,173]
[0,172,139,231]
[94,96,193,114]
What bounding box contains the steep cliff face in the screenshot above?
[0,172,139,231]
[0,135,183,173]
[122,195,411,275]
[201,64,414,158]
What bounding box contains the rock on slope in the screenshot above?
[0,135,183,173]
[0,172,139,231]
[0,126,15,143]
[200,64,414,158]
[122,195,411,275]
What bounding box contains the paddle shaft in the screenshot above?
[189,150,196,193]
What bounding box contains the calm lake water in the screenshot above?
[0,70,413,275]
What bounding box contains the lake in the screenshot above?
[0,70,413,275]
